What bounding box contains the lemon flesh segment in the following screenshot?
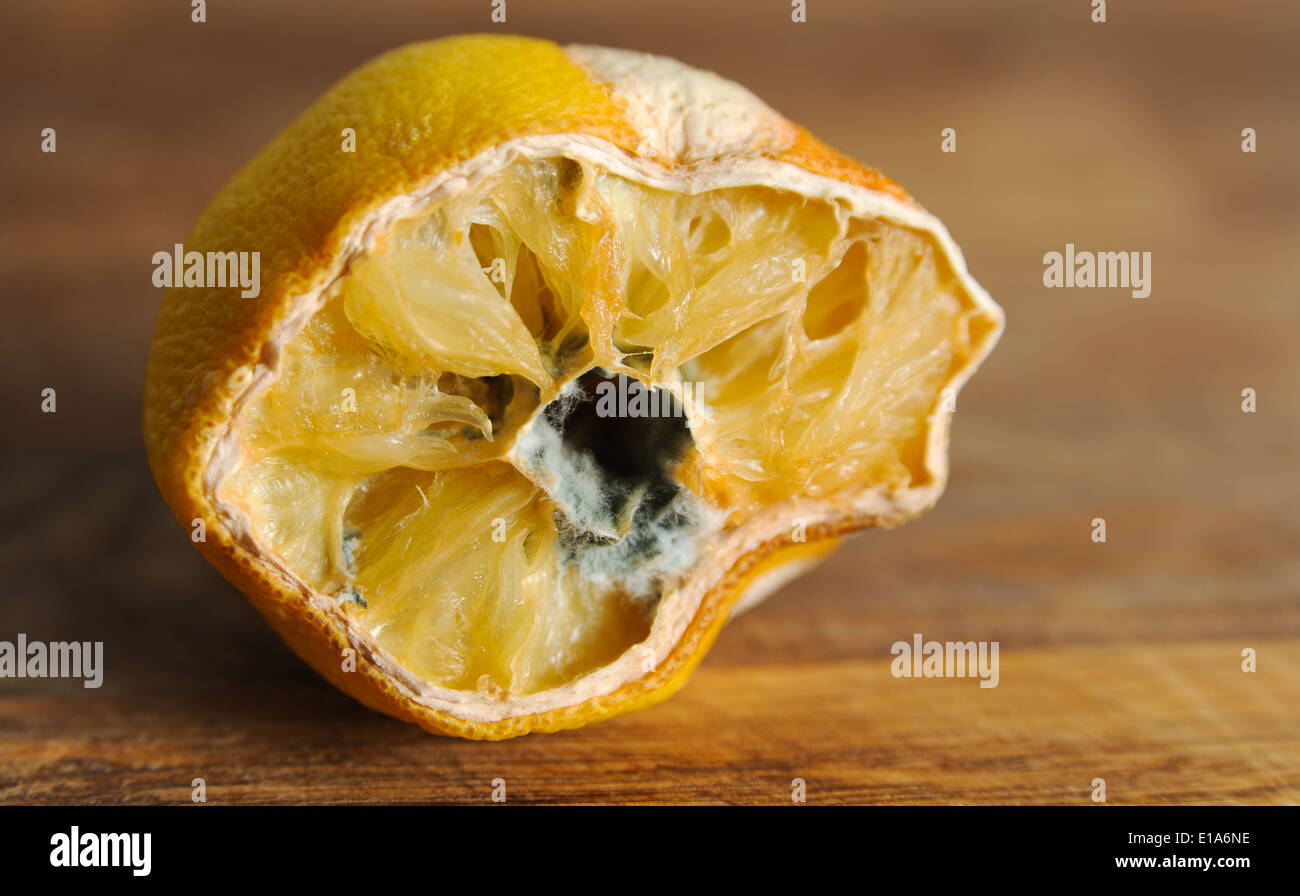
[222,154,987,698]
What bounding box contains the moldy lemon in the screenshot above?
[144,35,1003,739]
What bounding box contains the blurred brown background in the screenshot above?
[1,0,1297,803]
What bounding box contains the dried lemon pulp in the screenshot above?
[221,153,993,698]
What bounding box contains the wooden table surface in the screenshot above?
[2,0,1297,804]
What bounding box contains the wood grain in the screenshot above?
[3,641,1295,804]
[1,0,1297,804]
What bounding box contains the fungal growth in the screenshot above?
[512,370,714,603]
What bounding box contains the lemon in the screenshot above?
[144,35,1003,739]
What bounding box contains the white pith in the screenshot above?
[200,134,1003,723]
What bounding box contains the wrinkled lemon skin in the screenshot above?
[143,35,914,739]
